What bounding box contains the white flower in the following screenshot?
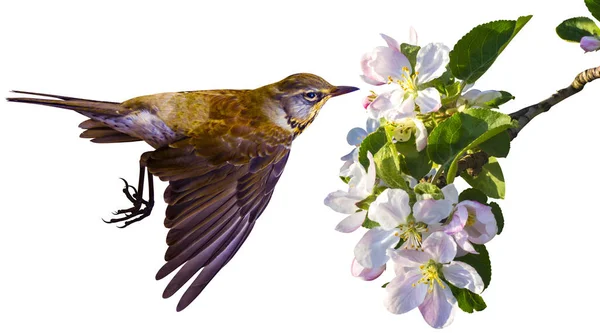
[580,36,600,52]
[324,152,376,233]
[385,232,484,328]
[353,188,453,269]
[360,34,411,85]
[442,185,498,254]
[340,118,380,164]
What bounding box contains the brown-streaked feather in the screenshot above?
[147,129,291,311]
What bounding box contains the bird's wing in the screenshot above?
[146,128,292,311]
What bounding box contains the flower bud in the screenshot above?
[580,36,600,52]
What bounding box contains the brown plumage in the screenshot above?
[6,73,358,311]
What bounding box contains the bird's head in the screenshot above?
[267,73,359,136]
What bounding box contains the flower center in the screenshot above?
[398,218,429,250]
[392,119,416,142]
[415,260,445,293]
[466,211,476,227]
[397,66,419,93]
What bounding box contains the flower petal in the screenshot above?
[441,184,459,204]
[354,227,400,268]
[581,36,600,52]
[385,270,428,314]
[367,90,394,119]
[413,118,428,152]
[413,199,453,225]
[444,205,468,234]
[418,281,456,329]
[346,127,368,146]
[389,247,430,275]
[409,26,418,45]
[453,230,477,254]
[351,258,386,281]
[371,47,409,81]
[461,201,497,244]
[443,261,484,294]
[324,191,362,214]
[335,211,367,233]
[415,43,450,83]
[380,33,400,50]
[421,232,456,263]
[415,87,442,113]
[366,118,380,133]
[368,188,411,230]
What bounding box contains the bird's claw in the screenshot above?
[104,177,154,228]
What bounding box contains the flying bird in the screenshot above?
[7,73,359,311]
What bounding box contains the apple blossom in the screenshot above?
[385,232,484,328]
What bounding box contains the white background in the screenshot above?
[1,0,598,334]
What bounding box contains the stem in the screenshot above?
[431,166,444,185]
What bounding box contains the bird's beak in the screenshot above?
[329,86,360,97]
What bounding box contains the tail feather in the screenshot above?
[7,91,131,116]
[8,91,142,144]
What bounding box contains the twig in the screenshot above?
[435,65,600,188]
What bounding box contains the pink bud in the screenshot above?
[362,95,372,109]
[580,36,600,52]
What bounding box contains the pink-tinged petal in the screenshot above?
[580,36,600,52]
[415,87,442,113]
[371,46,409,81]
[362,95,373,109]
[389,248,430,275]
[453,230,477,254]
[443,261,484,294]
[346,127,368,146]
[413,199,453,225]
[324,191,362,214]
[354,227,400,268]
[385,271,428,314]
[421,232,456,263]
[441,184,459,204]
[368,188,411,230]
[367,91,394,119]
[419,282,456,329]
[360,50,386,85]
[415,43,450,83]
[335,211,367,233]
[380,33,400,50]
[444,205,468,234]
[409,27,418,45]
[460,201,497,244]
[351,258,386,281]
[413,118,428,152]
[398,94,416,115]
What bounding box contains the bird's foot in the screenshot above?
[103,178,154,228]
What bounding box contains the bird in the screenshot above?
[6,73,359,312]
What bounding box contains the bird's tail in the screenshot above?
[7,90,141,143]
[6,90,130,115]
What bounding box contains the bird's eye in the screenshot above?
[303,91,319,102]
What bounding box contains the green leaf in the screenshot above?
[455,244,492,289]
[461,157,505,199]
[414,182,444,200]
[458,188,488,204]
[382,282,390,288]
[374,144,409,190]
[586,0,600,22]
[450,15,532,84]
[478,131,510,158]
[340,176,350,184]
[362,214,380,229]
[489,201,504,234]
[396,140,433,180]
[449,284,487,313]
[427,108,515,184]
[358,127,388,169]
[556,17,600,42]
[484,91,514,108]
[401,43,420,69]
